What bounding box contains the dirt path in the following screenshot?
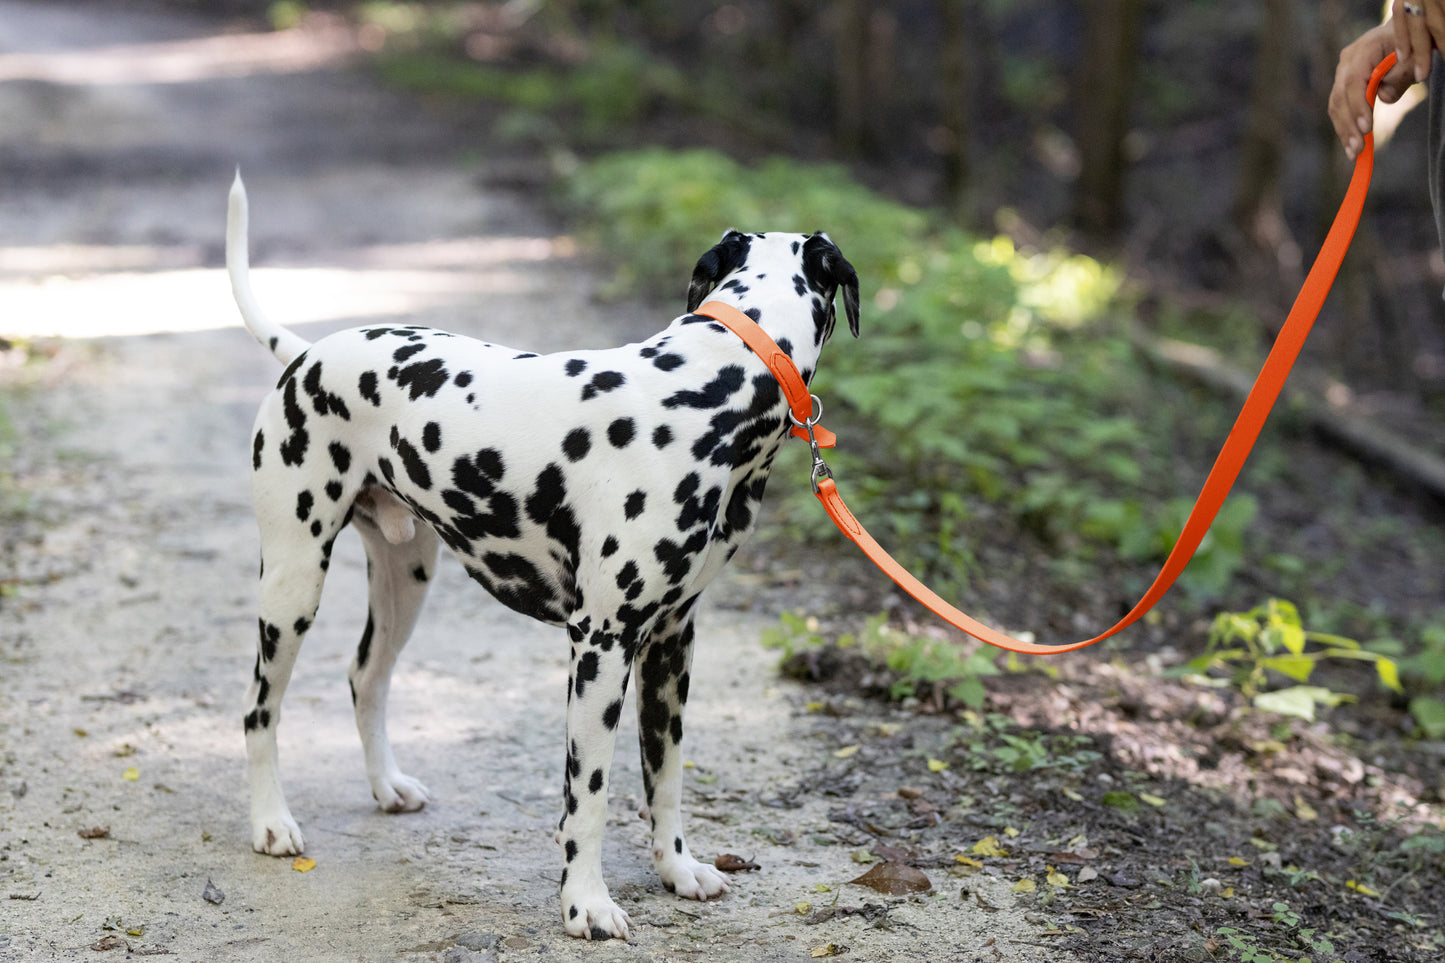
[0,4,1040,960]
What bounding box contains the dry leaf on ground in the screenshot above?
[847,861,931,895]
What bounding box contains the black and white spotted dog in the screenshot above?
[226,173,859,940]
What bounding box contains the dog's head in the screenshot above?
[686,230,860,343]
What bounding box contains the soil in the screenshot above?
[1,4,1443,963]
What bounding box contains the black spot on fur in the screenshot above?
[525,464,567,525]
[624,490,646,520]
[616,561,640,590]
[654,532,707,585]
[565,840,578,862]
[279,378,309,467]
[663,365,745,410]
[454,371,473,388]
[328,441,352,475]
[252,430,264,470]
[357,611,375,669]
[394,436,432,489]
[652,425,674,449]
[358,371,382,406]
[562,428,591,462]
[293,616,311,635]
[422,422,442,453]
[589,769,604,793]
[258,619,280,661]
[565,358,588,377]
[581,370,625,401]
[296,490,313,522]
[412,565,429,582]
[606,418,635,448]
[277,351,307,390]
[601,536,619,557]
[392,357,450,400]
[602,699,623,730]
[477,551,567,623]
[392,342,426,363]
[653,353,684,372]
[302,361,350,420]
[574,650,599,697]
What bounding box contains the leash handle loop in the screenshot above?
[698,51,1395,656]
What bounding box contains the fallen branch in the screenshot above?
[1131,327,1445,503]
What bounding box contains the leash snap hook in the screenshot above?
[788,394,834,493]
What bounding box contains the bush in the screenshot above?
[567,149,1252,598]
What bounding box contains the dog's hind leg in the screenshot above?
[245,519,333,856]
[635,608,729,902]
[349,508,439,813]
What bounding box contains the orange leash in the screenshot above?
[699,53,1396,655]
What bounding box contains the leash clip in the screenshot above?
[788,395,834,493]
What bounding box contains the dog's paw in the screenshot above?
[372,771,431,813]
[657,854,731,901]
[561,889,631,941]
[252,814,305,856]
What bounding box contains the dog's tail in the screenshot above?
[227,171,309,366]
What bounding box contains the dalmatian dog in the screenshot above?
[225,173,859,940]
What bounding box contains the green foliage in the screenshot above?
[380,40,685,142]
[1213,901,1343,963]
[957,713,1102,774]
[761,612,1000,710]
[759,610,832,662]
[566,149,1249,598]
[1179,599,1402,722]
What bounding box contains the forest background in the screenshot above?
[5,1,1444,959]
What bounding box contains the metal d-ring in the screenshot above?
[788,394,833,493]
[787,394,824,431]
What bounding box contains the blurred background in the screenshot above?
[234,0,1445,398]
[4,0,1444,730]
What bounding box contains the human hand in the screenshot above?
[1330,22,1415,160]
[1393,0,1445,83]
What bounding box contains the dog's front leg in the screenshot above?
[556,627,633,940]
[635,614,730,902]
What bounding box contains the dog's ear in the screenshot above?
[687,230,751,312]
[805,233,861,338]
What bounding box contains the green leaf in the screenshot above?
[1408,696,1445,739]
[1101,791,1139,811]
[1260,655,1315,683]
[1253,686,1346,721]
[1375,657,1403,695]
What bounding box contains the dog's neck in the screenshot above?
[698,285,832,382]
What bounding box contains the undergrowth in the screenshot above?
[565,147,1445,733]
[567,148,1255,600]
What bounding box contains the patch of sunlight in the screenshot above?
[0,265,534,340]
[0,26,358,86]
[0,236,577,340]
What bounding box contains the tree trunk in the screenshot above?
[1074,0,1144,238]
[1231,0,1298,278]
[938,0,974,215]
[834,0,867,154]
